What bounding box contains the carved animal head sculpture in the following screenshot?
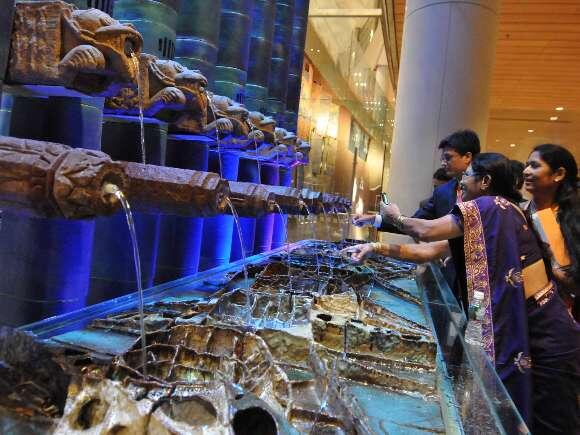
[8,1,143,95]
[104,54,210,134]
[146,57,209,133]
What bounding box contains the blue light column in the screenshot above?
[214,0,254,101]
[199,150,240,270]
[285,0,310,131]
[175,0,222,85]
[230,157,260,261]
[89,116,167,304]
[155,135,210,283]
[113,0,178,60]
[0,96,104,326]
[245,0,276,112]
[267,0,295,126]
[253,163,278,254]
[67,0,115,14]
[271,165,293,248]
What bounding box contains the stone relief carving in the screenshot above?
[8,1,143,95]
[0,135,127,219]
[105,54,210,134]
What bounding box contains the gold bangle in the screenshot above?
[371,242,382,252]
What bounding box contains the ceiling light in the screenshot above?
[550,116,558,121]
[495,139,500,142]
[510,143,516,148]
[527,129,534,133]
[555,107,564,111]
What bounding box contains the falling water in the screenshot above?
[273,202,292,294]
[300,202,320,276]
[249,123,262,184]
[310,325,348,434]
[206,96,223,178]
[130,52,146,164]
[226,198,252,319]
[345,206,352,240]
[106,184,147,374]
[321,204,332,242]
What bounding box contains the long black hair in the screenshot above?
[532,144,580,282]
[471,152,523,203]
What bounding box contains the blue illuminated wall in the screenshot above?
[90,116,167,304]
[253,163,279,253]
[230,157,260,261]
[199,151,240,270]
[155,135,211,283]
[0,96,104,326]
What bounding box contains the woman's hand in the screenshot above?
[351,214,375,227]
[380,202,402,223]
[340,243,376,262]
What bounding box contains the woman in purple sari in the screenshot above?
[343,153,580,434]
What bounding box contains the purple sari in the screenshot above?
[450,195,580,433]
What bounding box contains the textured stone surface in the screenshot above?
[0,135,126,218]
[121,161,229,217]
[105,54,210,134]
[8,2,143,95]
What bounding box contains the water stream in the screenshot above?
[106,184,147,374]
[226,198,252,320]
[206,95,223,178]
[130,52,146,165]
[273,202,292,294]
[310,326,348,434]
[249,123,262,184]
[321,204,332,242]
[300,202,320,276]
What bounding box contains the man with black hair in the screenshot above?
[353,129,481,231]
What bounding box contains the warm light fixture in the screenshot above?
[495,139,500,142]
[550,116,558,121]
[510,143,516,148]
[555,107,564,111]
[527,129,534,133]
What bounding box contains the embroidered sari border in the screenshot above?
[458,199,495,362]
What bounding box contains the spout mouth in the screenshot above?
[101,182,121,207]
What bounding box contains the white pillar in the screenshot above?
[386,0,499,218]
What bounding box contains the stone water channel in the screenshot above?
[0,239,471,434]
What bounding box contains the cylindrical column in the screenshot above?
[199,151,240,271]
[284,0,309,131]
[67,0,115,14]
[113,0,178,60]
[175,0,222,85]
[253,163,279,254]
[213,0,254,102]
[271,165,293,248]
[386,0,499,217]
[89,116,167,304]
[245,0,276,112]
[267,0,295,126]
[230,157,260,261]
[155,135,210,283]
[0,96,104,326]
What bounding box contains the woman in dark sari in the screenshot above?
[342,153,580,434]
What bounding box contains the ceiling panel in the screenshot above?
[392,0,580,160]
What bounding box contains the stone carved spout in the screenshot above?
[105,54,210,134]
[227,181,275,217]
[0,136,227,219]
[0,135,127,219]
[263,185,303,215]
[120,162,229,217]
[300,188,324,214]
[7,1,143,96]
